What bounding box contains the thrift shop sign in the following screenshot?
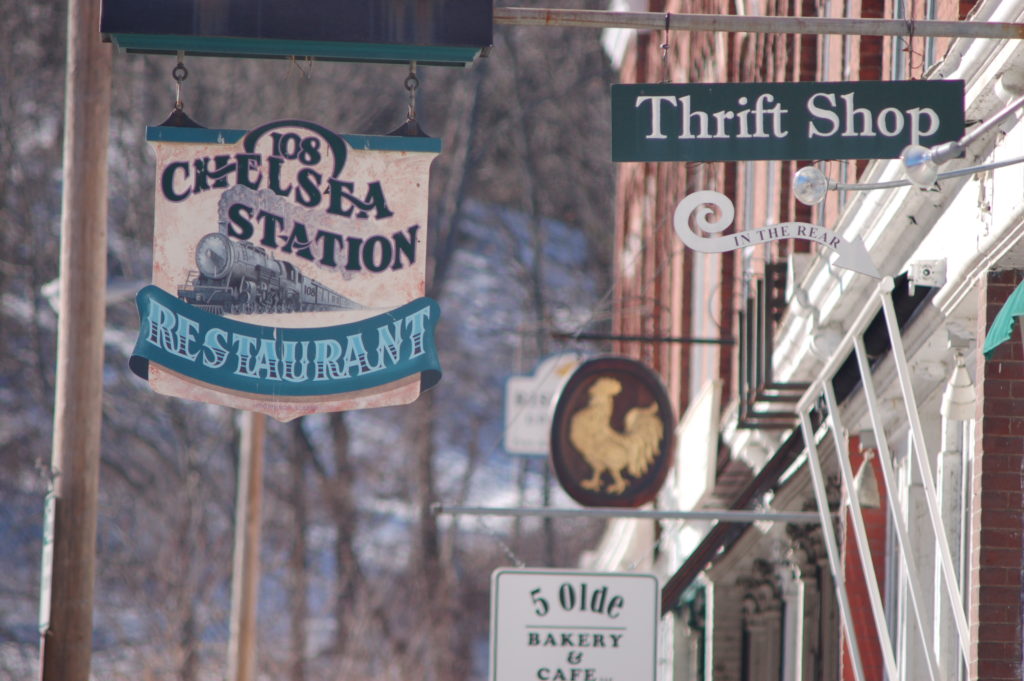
[612,80,964,162]
[130,120,442,420]
[489,568,658,681]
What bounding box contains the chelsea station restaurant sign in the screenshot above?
[130,120,442,420]
[612,80,964,161]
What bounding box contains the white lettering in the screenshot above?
[712,109,734,138]
[807,93,840,138]
[736,96,752,138]
[678,95,712,139]
[876,107,904,137]
[635,95,678,139]
[841,92,875,137]
[752,93,788,139]
[907,107,939,145]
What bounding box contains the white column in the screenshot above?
[934,417,966,681]
[898,430,936,681]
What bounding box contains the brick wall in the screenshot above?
[972,270,1024,680]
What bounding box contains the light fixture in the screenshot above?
[900,92,1024,188]
[793,90,1024,203]
[900,141,962,188]
[794,151,1024,205]
[792,165,830,205]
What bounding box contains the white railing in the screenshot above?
[794,276,969,681]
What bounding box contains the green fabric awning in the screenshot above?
[983,279,1024,358]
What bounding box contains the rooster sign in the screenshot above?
[550,357,676,507]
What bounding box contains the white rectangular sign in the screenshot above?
[504,353,582,456]
[489,568,658,681]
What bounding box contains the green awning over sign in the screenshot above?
[983,279,1024,358]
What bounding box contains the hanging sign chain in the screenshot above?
[172,53,188,111]
[405,61,419,121]
[660,12,671,83]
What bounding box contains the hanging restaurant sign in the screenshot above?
[673,190,881,278]
[100,0,492,66]
[129,120,442,421]
[611,80,964,162]
[549,357,675,508]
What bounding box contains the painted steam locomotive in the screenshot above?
[177,232,362,315]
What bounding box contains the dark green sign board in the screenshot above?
[612,80,964,162]
[101,0,492,66]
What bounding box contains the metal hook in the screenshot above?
[387,61,429,137]
[405,61,419,121]
[289,55,314,79]
[157,50,205,128]
[172,52,188,111]
[660,13,671,83]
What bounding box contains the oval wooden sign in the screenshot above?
[549,357,675,508]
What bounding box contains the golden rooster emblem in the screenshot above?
[568,376,664,494]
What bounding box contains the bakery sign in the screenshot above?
[612,80,964,162]
[490,568,658,681]
[129,120,442,420]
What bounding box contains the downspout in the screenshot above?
[935,349,975,681]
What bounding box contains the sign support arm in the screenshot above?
[495,7,1024,40]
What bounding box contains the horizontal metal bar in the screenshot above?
[495,7,1024,40]
[553,331,735,345]
[737,420,800,430]
[433,504,826,523]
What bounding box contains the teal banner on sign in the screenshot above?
[612,80,964,162]
[130,286,442,396]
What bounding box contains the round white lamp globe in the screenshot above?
[793,166,829,206]
[900,145,939,188]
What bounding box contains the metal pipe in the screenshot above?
[880,291,972,663]
[433,504,826,523]
[795,277,895,414]
[854,336,951,679]
[958,93,1024,151]
[494,7,1024,40]
[552,331,735,345]
[798,411,868,681]
[923,94,1024,168]
[823,383,905,681]
[829,154,1024,192]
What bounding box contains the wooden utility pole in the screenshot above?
[39,0,112,679]
[227,411,267,681]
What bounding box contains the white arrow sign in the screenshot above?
[672,190,880,278]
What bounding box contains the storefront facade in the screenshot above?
[590,0,1024,679]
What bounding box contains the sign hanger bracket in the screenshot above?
[434,504,828,524]
[495,6,1024,41]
